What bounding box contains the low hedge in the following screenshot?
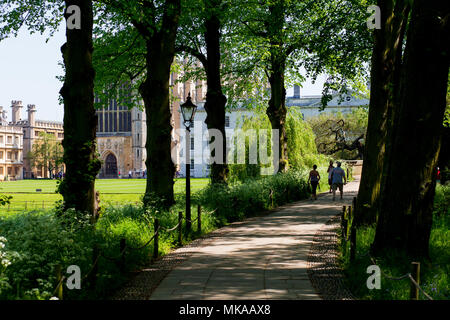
[199,170,310,225]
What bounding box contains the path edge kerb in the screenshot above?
[306,214,356,300]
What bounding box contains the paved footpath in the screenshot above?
[149,178,360,300]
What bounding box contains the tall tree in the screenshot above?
[175,0,229,184]
[231,0,372,173]
[355,0,410,226]
[58,0,101,215]
[372,0,450,258]
[95,0,181,208]
[0,0,101,216]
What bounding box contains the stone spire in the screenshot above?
[11,100,23,123]
[27,104,36,126]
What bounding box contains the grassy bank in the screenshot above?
[1,171,313,299]
[340,184,449,300]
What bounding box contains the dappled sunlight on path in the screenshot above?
[146,178,360,300]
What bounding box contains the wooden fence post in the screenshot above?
[55,264,63,300]
[153,218,159,259]
[410,262,420,300]
[350,225,356,261]
[342,207,348,241]
[178,211,183,246]
[197,205,202,233]
[341,206,346,238]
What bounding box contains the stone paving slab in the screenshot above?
[147,179,360,300]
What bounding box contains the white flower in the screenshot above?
[1,259,11,267]
[49,297,59,300]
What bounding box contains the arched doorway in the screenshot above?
[104,153,118,178]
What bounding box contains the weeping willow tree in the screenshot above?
[228,109,327,182]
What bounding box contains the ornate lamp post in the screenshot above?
[180,93,197,232]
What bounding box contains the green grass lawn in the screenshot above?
[0,178,209,211]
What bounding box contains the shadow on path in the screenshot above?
[113,178,360,300]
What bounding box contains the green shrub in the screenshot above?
[434,184,450,218]
[0,193,218,300]
[199,170,310,225]
[0,211,94,300]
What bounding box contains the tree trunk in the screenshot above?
[266,1,288,173]
[267,61,288,173]
[355,0,409,226]
[203,0,229,184]
[58,0,101,216]
[372,0,450,258]
[141,1,181,209]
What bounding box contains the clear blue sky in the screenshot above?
[0,27,66,122]
[0,27,325,123]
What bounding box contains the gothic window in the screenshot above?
[127,112,132,131]
[106,113,110,132]
[99,113,103,132]
[225,116,230,127]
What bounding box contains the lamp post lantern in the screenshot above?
[180,93,197,232]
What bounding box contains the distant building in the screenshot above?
[95,97,147,179]
[0,105,23,180]
[4,101,64,179]
[94,73,206,179]
[178,87,369,178]
[1,82,368,180]
[286,86,369,119]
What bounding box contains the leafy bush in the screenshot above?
[0,192,218,300]
[0,211,94,299]
[0,195,12,206]
[199,170,310,225]
[434,184,450,218]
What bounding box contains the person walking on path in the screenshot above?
[327,160,334,193]
[308,165,321,200]
[331,161,347,201]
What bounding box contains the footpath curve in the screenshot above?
[113,178,360,300]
